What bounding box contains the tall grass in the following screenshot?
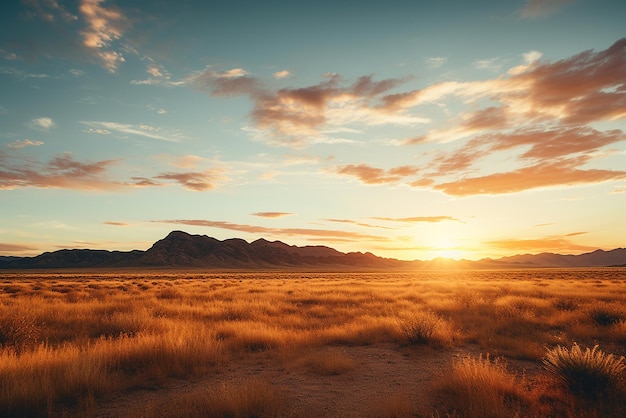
[0,269,625,416]
[433,355,528,418]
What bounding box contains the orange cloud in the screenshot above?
[153,219,389,242]
[0,243,39,253]
[154,170,224,191]
[324,219,393,229]
[336,164,418,185]
[372,216,459,223]
[79,0,129,72]
[0,151,120,190]
[433,157,626,196]
[191,70,418,146]
[486,237,595,253]
[103,221,128,226]
[251,212,293,218]
[427,126,624,180]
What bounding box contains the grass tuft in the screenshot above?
[434,354,528,418]
[543,343,625,399]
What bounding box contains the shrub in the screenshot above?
[396,311,454,348]
[0,313,41,353]
[434,354,527,418]
[589,306,624,327]
[543,343,626,399]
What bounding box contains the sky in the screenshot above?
[1,0,625,261]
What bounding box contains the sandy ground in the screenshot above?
[93,342,537,417]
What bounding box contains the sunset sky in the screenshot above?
[1,0,625,261]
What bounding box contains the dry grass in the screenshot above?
[0,268,625,416]
[433,355,529,418]
[543,343,625,399]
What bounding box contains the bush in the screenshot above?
[543,343,626,399]
[396,311,454,348]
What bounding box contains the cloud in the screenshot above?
[520,0,575,19]
[153,169,224,191]
[153,219,390,242]
[426,57,447,68]
[80,121,183,142]
[486,236,595,253]
[273,70,291,79]
[7,139,44,149]
[103,221,128,226]
[428,126,625,177]
[323,219,393,229]
[433,157,626,196]
[79,0,129,72]
[0,151,120,190]
[191,70,424,146]
[29,117,55,131]
[251,212,294,218]
[336,164,419,185]
[0,242,39,253]
[22,0,78,23]
[372,216,459,223]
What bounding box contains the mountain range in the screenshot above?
[1,230,625,270]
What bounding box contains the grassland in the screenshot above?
[0,268,625,417]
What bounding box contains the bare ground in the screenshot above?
[93,342,537,417]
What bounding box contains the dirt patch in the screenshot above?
[94,343,495,417]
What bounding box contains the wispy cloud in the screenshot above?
[0,151,120,190]
[7,139,44,149]
[103,221,128,226]
[433,157,626,197]
[426,57,447,68]
[324,218,393,229]
[486,235,595,253]
[520,0,575,19]
[29,117,55,131]
[0,242,39,253]
[251,212,294,218]
[79,0,129,72]
[153,219,390,242]
[372,216,459,223]
[153,169,225,191]
[191,69,425,147]
[80,121,184,142]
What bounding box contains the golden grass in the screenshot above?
[433,355,529,418]
[0,268,625,416]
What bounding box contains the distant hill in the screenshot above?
[0,231,406,270]
[1,231,625,270]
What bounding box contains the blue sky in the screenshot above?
[1,0,625,260]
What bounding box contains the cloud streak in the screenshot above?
[153,219,390,242]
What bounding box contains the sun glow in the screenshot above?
[431,238,465,260]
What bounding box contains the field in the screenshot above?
[1,268,626,417]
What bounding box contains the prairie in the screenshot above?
[0,268,625,417]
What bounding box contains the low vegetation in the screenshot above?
[0,268,625,416]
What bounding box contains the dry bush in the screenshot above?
[543,343,626,400]
[0,312,41,353]
[588,305,624,327]
[395,311,455,348]
[433,354,528,418]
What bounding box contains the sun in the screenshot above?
[431,238,465,259]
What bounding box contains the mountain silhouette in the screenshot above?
[1,231,625,270]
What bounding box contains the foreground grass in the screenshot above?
[0,268,625,416]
